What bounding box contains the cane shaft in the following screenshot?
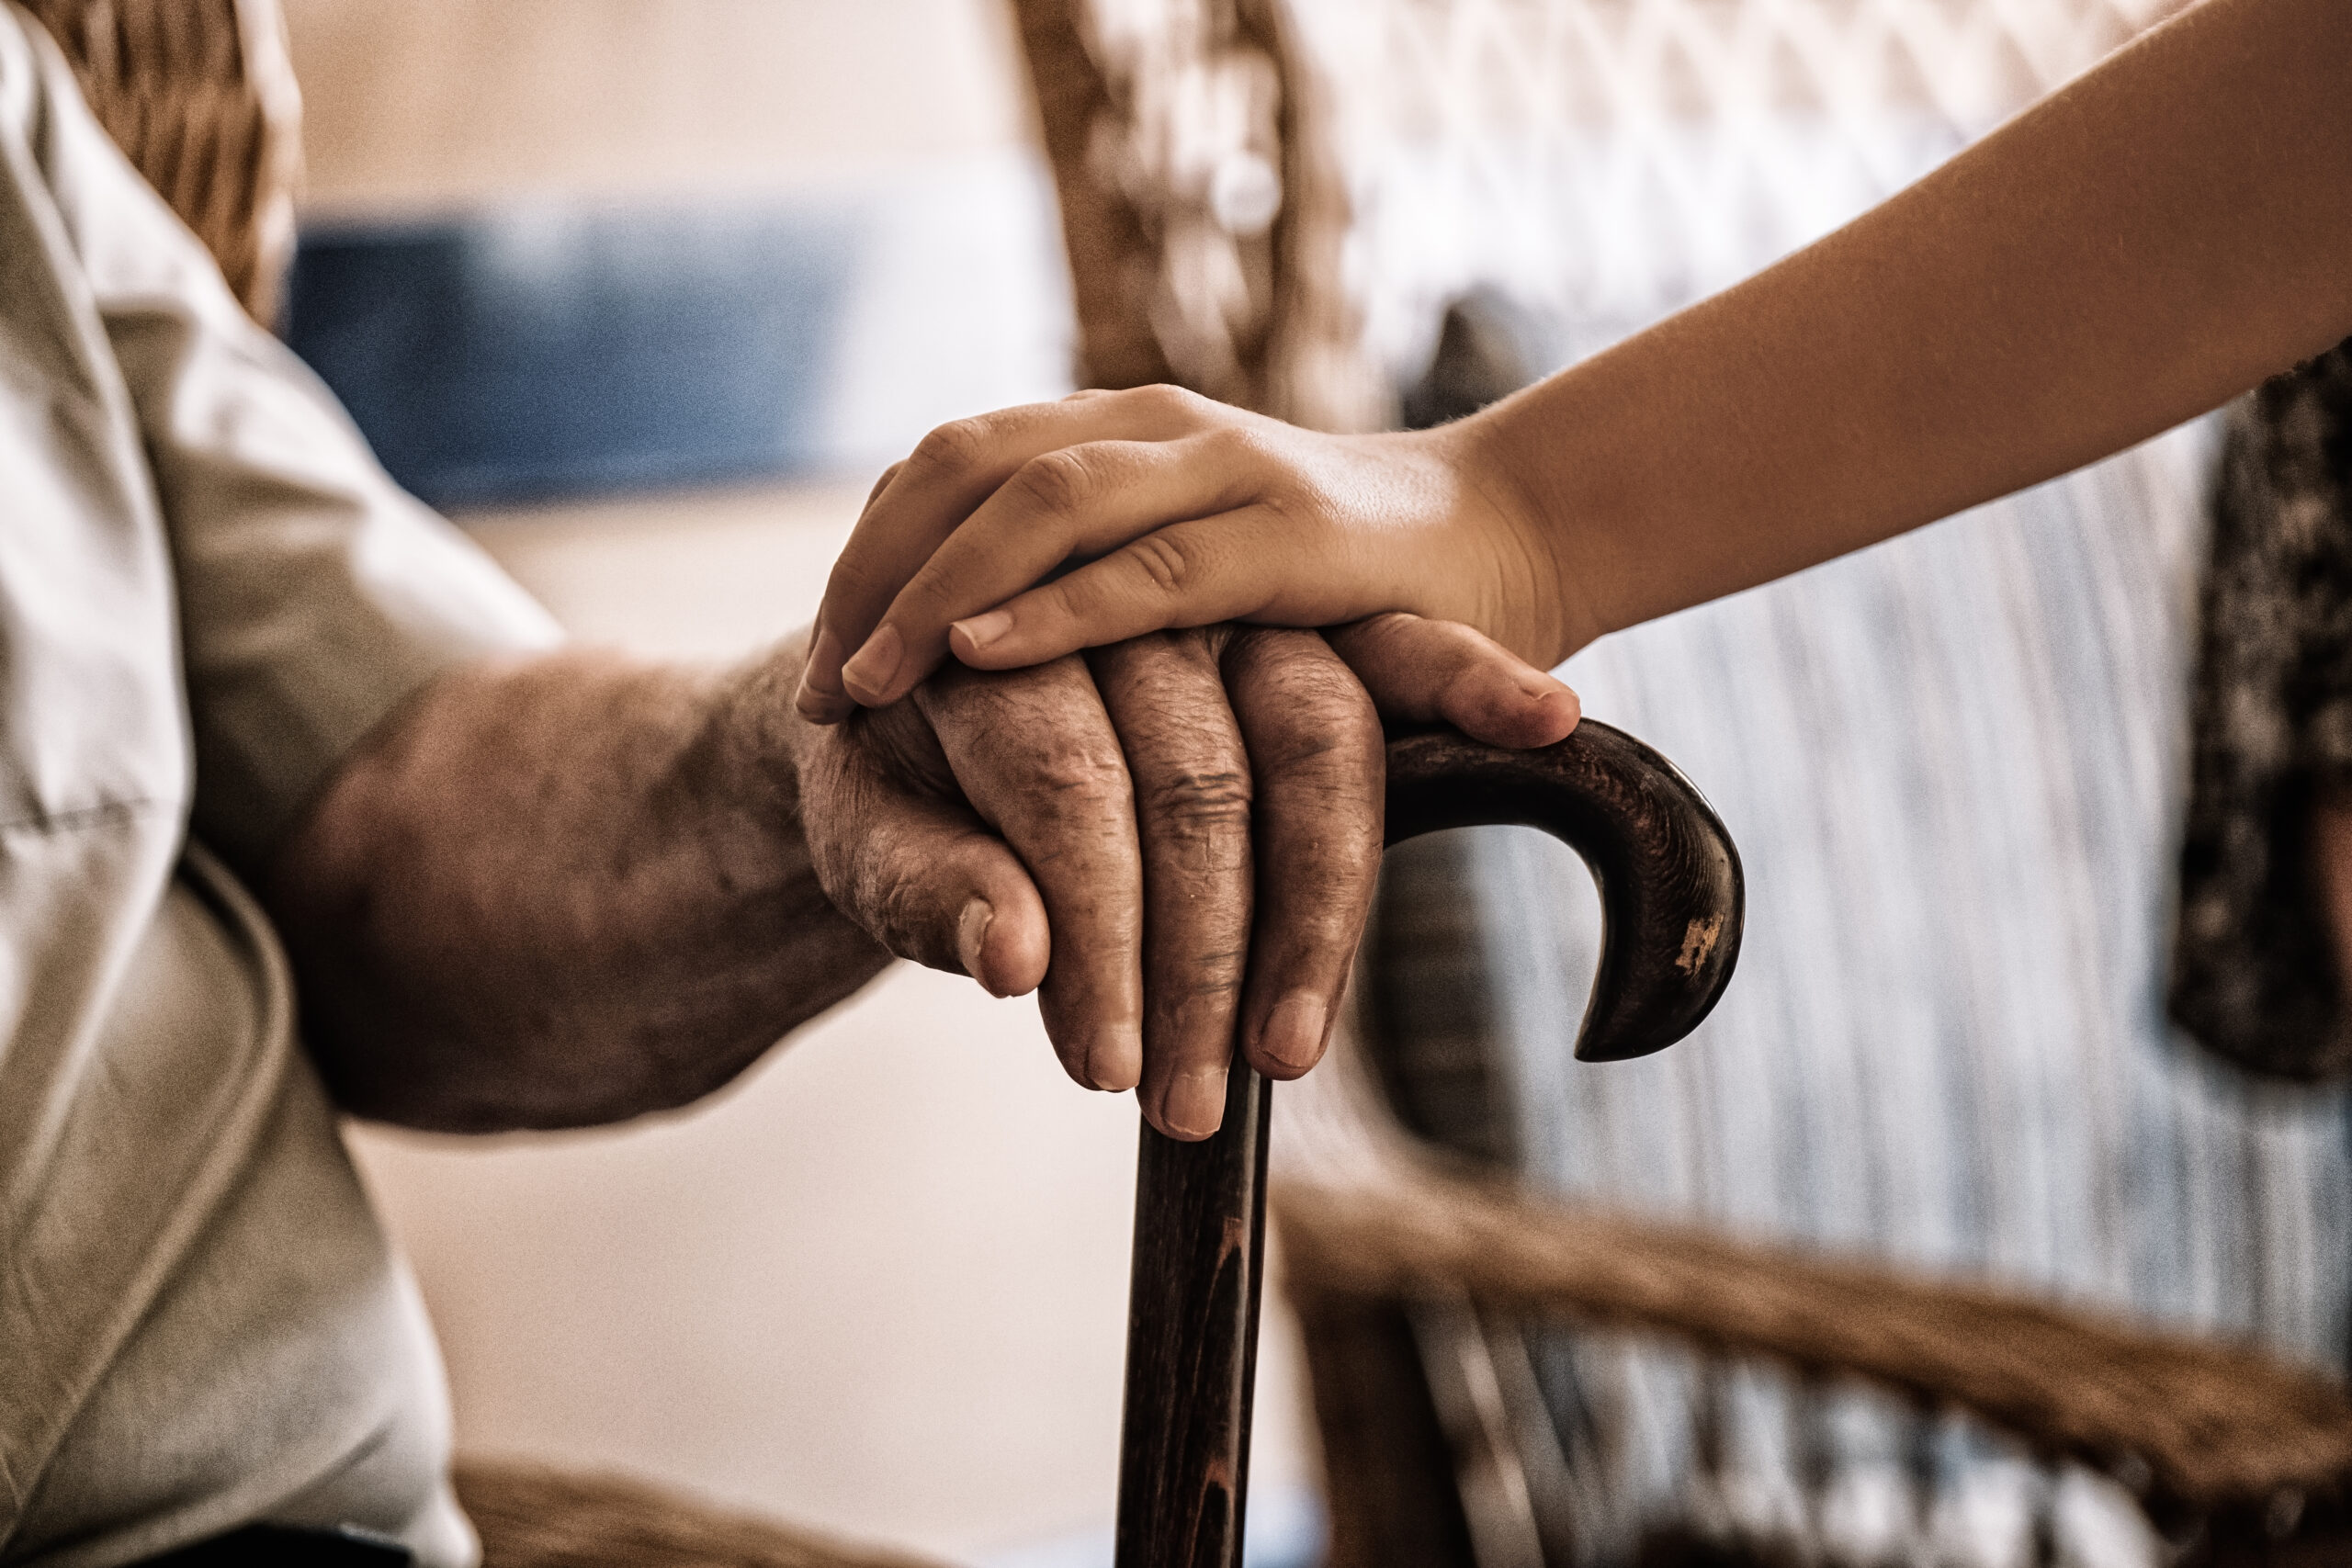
[1108,721,1743,1567]
[1114,1064,1271,1568]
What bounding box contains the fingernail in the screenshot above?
[1161,1066,1227,1139]
[1257,990,1328,1074]
[952,611,1013,656]
[840,624,904,705]
[794,627,847,719]
[794,682,845,723]
[1520,678,1579,742]
[1086,1022,1142,1092]
[956,898,995,989]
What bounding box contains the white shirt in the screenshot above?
[0,6,560,1562]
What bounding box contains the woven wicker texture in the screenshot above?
[455,1461,949,1568]
[1273,998,2352,1563]
[1278,1166,2352,1516]
[17,0,300,322]
[1008,0,1378,429]
[1283,0,2195,388]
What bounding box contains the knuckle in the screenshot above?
[1253,473,1317,527]
[909,417,990,479]
[1008,448,1097,516]
[1143,766,1252,833]
[862,460,906,509]
[1206,421,1274,467]
[1435,638,1502,699]
[1136,382,1205,421]
[1028,739,1130,805]
[1124,531,1200,597]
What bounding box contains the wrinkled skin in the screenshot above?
[273,615,1561,1141]
[799,627,1383,1137]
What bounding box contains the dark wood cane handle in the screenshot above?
[1114,720,1745,1568]
[1383,720,1744,1062]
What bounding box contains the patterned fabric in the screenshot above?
[2171,343,2352,1082]
[1370,425,2352,1565]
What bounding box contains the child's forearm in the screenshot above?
[795,0,2352,707]
[1485,0,2352,660]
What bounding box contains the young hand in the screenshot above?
[792,387,1586,722]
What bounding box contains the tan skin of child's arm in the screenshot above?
[797,0,2352,710]
[1482,0,2352,660]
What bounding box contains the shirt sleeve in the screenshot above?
[14,12,562,874]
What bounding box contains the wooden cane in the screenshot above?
[1111,720,1746,1568]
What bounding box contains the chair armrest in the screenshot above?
[453,1459,949,1568]
[1273,1162,2352,1515]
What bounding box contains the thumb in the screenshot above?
[1325,613,1579,749]
[804,750,1052,998]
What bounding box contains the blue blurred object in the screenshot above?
[283,204,854,507]
[976,1484,1325,1568]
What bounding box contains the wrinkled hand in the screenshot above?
[790,387,1586,724]
[791,612,1577,1139]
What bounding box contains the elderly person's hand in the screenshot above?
[795,612,1580,1137]
[274,615,1566,1139]
[800,628,1357,1136]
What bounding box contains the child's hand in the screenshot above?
[793,386,1585,725]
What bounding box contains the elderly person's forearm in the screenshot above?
[267,635,887,1132]
[274,614,1564,1138]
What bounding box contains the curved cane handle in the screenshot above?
[1384,719,1744,1061]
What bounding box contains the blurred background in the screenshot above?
[284,4,1319,1564]
[246,3,2352,1567]
[281,0,1070,500]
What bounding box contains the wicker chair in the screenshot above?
[17,2,952,1562]
[1006,3,2352,1565]
[18,0,299,321]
